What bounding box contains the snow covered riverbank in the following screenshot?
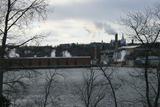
[4,67,158,107]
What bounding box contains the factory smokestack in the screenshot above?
[132,39,134,44]
[115,33,118,50]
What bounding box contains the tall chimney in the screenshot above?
[132,39,134,44]
[115,33,118,50]
[94,46,97,61]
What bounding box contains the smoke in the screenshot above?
[51,49,56,57]
[9,48,20,58]
[62,50,72,57]
[94,22,104,29]
[94,22,116,35]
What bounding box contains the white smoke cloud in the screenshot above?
[62,50,72,57]
[51,49,56,57]
[94,22,117,35]
[9,49,20,58]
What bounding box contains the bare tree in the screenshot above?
[73,68,107,107]
[0,0,47,106]
[4,70,40,107]
[43,70,57,107]
[33,70,63,107]
[122,5,160,107]
[99,66,118,107]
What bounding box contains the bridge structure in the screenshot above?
[0,56,94,70]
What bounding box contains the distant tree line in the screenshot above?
[0,42,115,58]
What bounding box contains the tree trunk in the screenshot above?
[100,67,118,107]
[0,1,11,106]
[144,50,152,107]
[154,64,160,107]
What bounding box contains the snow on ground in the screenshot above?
[4,67,155,107]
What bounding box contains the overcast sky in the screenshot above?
[28,0,160,46]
